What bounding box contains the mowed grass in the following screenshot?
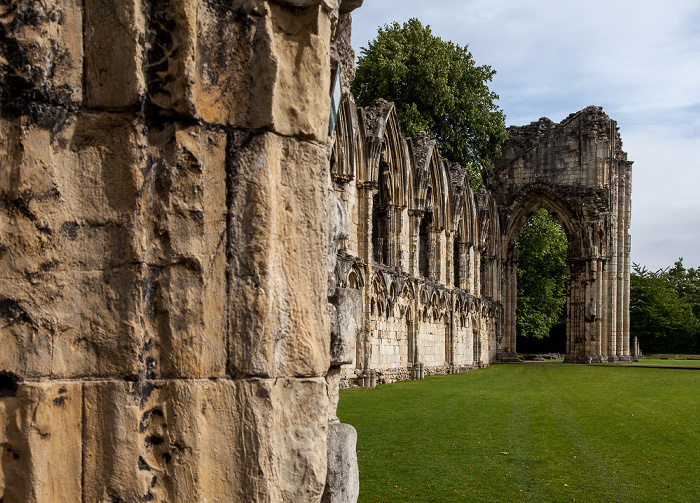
[628,359,700,368]
[338,364,699,502]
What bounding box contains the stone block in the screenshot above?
[142,124,228,378]
[0,382,82,502]
[1,265,144,379]
[0,112,148,379]
[147,262,226,378]
[84,0,146,108]
[330,288,362,365]
[144,0,331,141]
[0,112,145,272]
[144,123,228,264]
[322,422,359,503]
[0,0,83,111]
[227,131,330,378]
[83,377,329,502]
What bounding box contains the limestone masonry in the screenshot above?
[0,0,631,500]
[1,0,363,501]
[332,99,632,387]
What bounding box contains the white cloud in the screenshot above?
[350,0,700,268]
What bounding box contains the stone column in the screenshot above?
[616,161,626,361]
[0,1,365,501]
[622,161,633,360]
[408,209,424,277]
[446,232,455,287]
[595,259,605,360]
[504,255,518,357]
[428,226,440,282]
[359,181,378,265]
[386,204,405,269]
[454,242,469,291]
[474,253,482,297]
[467,245,475,293]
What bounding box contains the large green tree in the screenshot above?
[351,18,507,188]
[515,209,568,341]
[630,260,700,353]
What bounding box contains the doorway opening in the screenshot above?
[515,208,567,355]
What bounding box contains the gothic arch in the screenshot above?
[485,106,632,364]
[331,95,363,184]
[503,186,580,253]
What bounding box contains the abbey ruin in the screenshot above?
[0,0,631,500]
[333,98,632,386]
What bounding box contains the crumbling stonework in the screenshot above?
[331,98,504,386]
[330,101,632,383]
[486,107,633,363]
[0,0,362,501]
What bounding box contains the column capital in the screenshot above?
[356,180,378,190]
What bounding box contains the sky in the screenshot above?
[350,0,700,271]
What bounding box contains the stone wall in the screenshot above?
[1,0,362,501]
[331,100,632,384]
[485,107,633,363]
[331,98,505,388]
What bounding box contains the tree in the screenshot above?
[515,209,568,340]
[630,262,699,354]
[666,258,700,322]
[351,18,507,188]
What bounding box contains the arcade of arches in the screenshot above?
[331,98,632,386]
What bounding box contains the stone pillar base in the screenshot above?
[322,422,360,503]
[563,354,593,364]
[496,351,520,363]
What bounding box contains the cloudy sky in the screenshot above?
[350,0,700,271]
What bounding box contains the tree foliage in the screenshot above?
[630,259,700,353]
[351,18,507,189]
[515,209,568,340]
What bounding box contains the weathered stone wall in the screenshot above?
[331,100,631,381]
[485,107,632,363]
[1,0,362,501]
[331,98,504,388]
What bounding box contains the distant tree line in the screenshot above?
[630,259,700,354]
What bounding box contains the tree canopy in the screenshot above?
[630,259,700,354]
[515,209,568,340]
[351,18,507,188]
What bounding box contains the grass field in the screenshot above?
[627,358,700,368]
[338,364,699,502]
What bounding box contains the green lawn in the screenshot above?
[628,358,700,368]
[338,364,699,502]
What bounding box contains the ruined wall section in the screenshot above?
[1,1,362,501]
[331,97,504,387]
[485,106,632,363]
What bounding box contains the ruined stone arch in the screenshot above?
[400,280,415,300]
[486,107,632,363]
[345,262,365,290]
[331,95,363,183]
[474,189,501,299]
[406,306,414,324]
[502,185,580,252]
[364,100,412,267]
[418,285,430,306]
